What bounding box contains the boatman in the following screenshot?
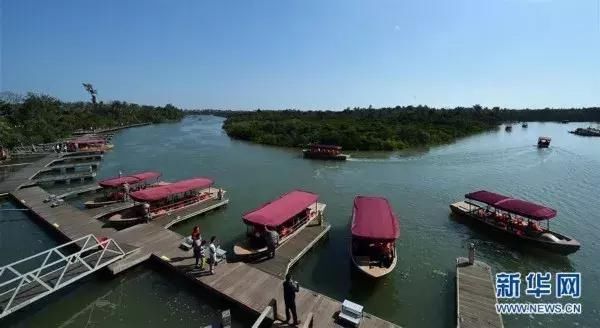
[123,183,130,202]
[264,225,279,259]
[283,273,300,325]
[143,203,151,223]
[217,188,223,200]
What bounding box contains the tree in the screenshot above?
[82,83,98,105]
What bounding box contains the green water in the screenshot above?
[2,116,599,327]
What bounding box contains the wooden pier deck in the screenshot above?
[456,257,503,328]
[8,186,398,327]
[250,223,331,278]
[0,155,56,195]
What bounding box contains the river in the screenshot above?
[1,116,599,327]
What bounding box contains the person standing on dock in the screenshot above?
[193,239,205,269]
[283,273,300,326]
[264,225,279,259]
[123,183,130,202]
[191,226,201,242]
[208,236,217,274]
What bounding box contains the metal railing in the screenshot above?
[0,234,126,319]
[251,298,277,328]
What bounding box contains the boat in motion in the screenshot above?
[537,136,551,148]
[108,177,224,226]
[85,171,162,208]
[302,144,349,160]
[350,196,399,278]
[450,190,580,255]
[233,190,326,258]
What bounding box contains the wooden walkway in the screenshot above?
[157,253,397,327]
[456,257,503,328]
[0,155,55,195]
[9,186,399,327]
[250,224,330,278]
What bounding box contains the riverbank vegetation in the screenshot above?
[222,106,600,150]
[0,93,184,149]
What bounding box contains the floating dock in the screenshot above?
[456,257,503,328]
[250,223,330,278]
[8,186,398,327]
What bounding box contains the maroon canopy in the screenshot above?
[351,196,400,240]
[130,177,213,202]
[243,190,318,227]
[494,199,557,221]
[309,144,342,150]
[99,171,161,188]
[465,190,511,205]
[465,190,556,220]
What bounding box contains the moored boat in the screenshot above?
[537,136,551,148]
[67,135,113,153]
[350,196,399,278]
[85,171,162,208]
[450,190,580,255]
[108,177,225,226]
[302,144,349,160]
[233,190,326,258]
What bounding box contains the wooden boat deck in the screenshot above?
[0,155,56,195]
[86,201,137,220]
[456,257,503,328]
[250,223,331,278]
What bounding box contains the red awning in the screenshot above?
[351,196,400,240]
[243,190,318,227]
[465,190,511,205]
[99,171,161,188]
[465,190,556,220]
[130,177,213,202]
[310,144,342,150]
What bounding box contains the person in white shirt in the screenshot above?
[208,236,217,275]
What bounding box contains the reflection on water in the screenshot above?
[3,117,600,327]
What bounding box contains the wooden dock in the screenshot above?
[456,257,503,328]
[250,223,331,278]
[0,155,56,195]
[8,186,399,327]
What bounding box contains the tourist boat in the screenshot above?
[537,136,551,148]
[66,135,114,153]
[350,196,399,278]
[522,123,528,128]
[233,190,326,258]
[450,190,580,255]
[108,177,224,226]
[84,171,162,208]
[302,144,349,161]
[505,125,512,132]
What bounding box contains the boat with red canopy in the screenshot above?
[66,135,113,152]
[302,144,349,161]
[108,177,226,226]
[85,171,162,208]
[351,196,400,278]
[450,190,580,255]
[233,190,326,257]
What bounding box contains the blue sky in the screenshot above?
[1,0,599,109]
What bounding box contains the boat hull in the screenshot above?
[350,246,397,278]
[84,199,120,208]
[302,150,349,161]
[450,201,580,255]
